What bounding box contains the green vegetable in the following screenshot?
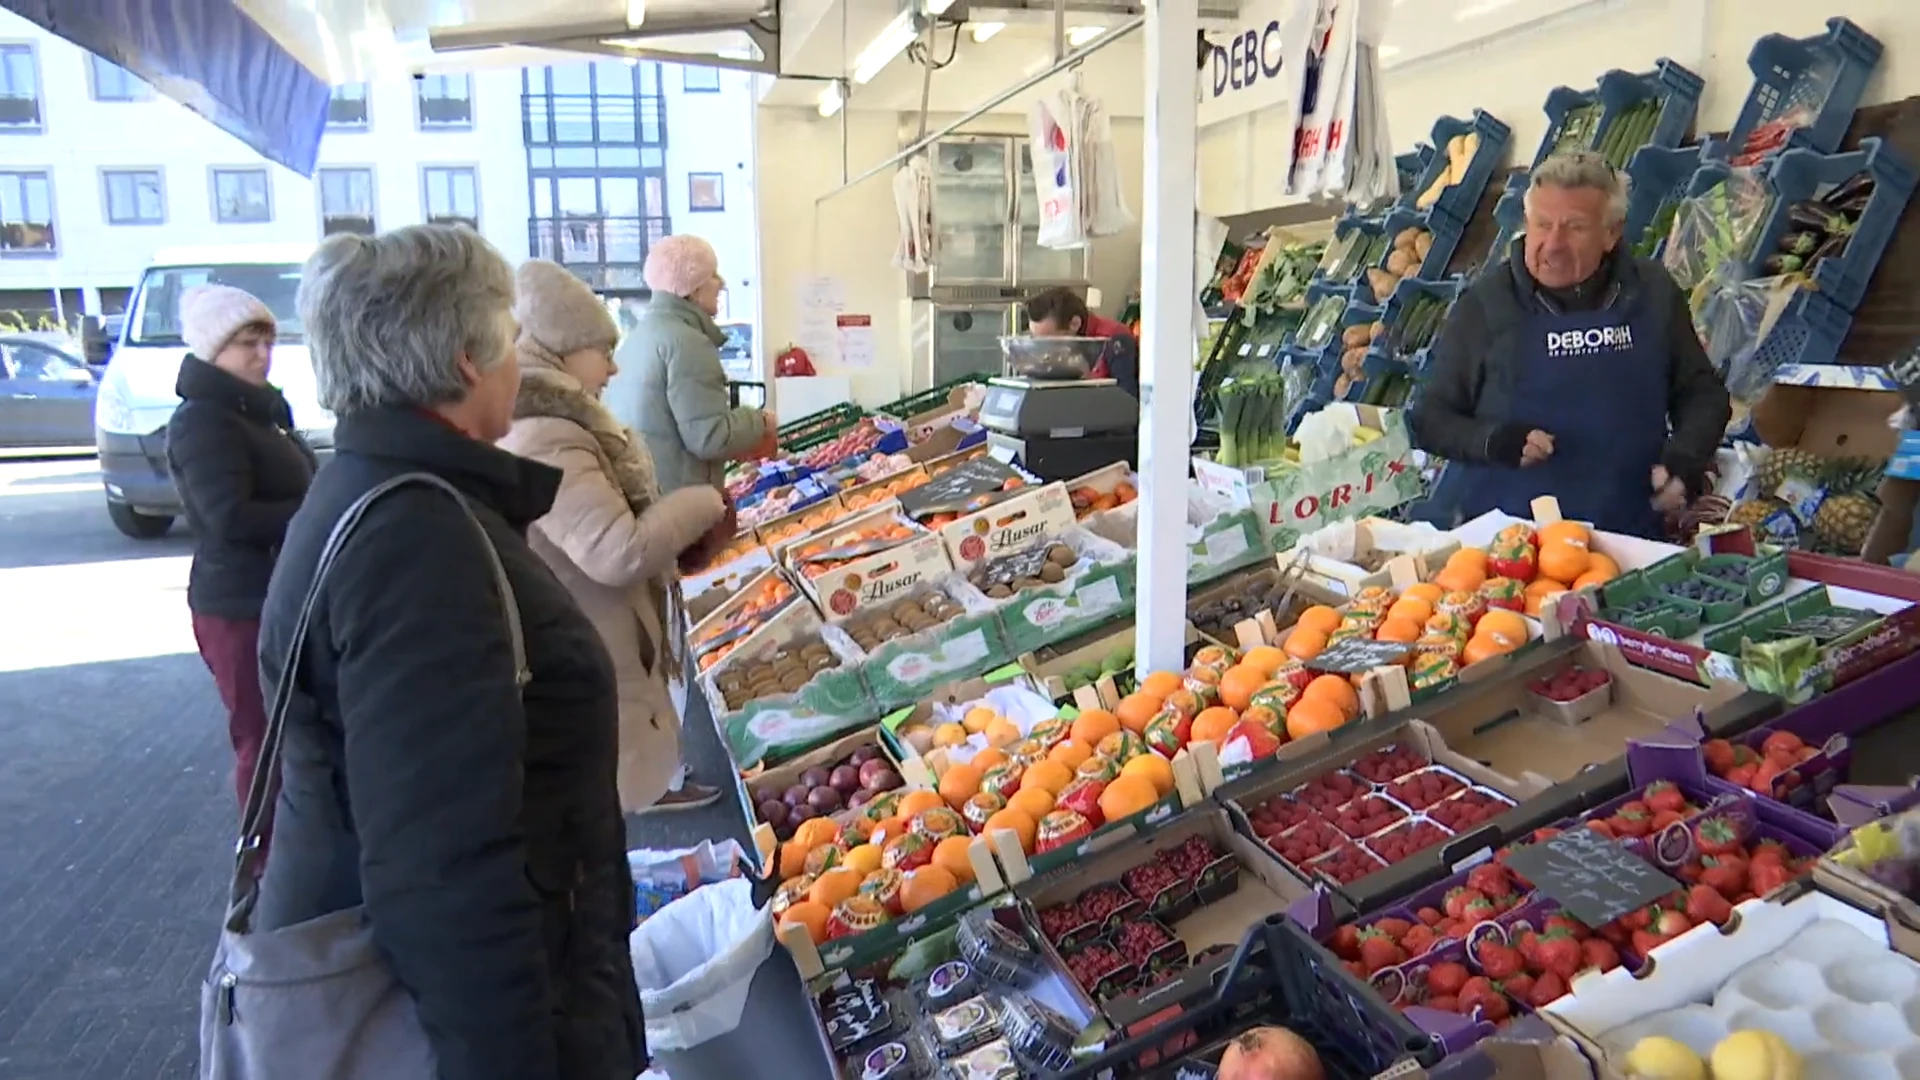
[1214,371,1304,468]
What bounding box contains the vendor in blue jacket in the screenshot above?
[1408,151,1731,539]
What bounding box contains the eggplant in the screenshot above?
[1762,254,1804,275]
[1822,171,1877,208]
[1777,230,1821,256]
[1788,200,1851,234]
[1811,231,1852,264]
[1836,192,1874,219]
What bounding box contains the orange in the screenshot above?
[1446,547,1489,573]
[778,838,810,881]
[1283,626,1329,661]
[970,747,1010,773]
[779,900,831,945]
[1139,671,1184,699]
[984,717,1024,747]
[1477,608,1530,647]
[1463,632,1518,667]
[1240,645,1287,678]
[932,836,977,883]
[1376,616,1422,643]
[1115,693,1162,734]
[1296,605,1343,635]
[901,865,960,913]
[1121,753,1176,798]
[1218,665,1269,712]
[983,808,1038,853]
[1008,786,1056,819]
[1022,759,1075,797]
[1302,674,1361,720]
[1585,551,1620,577]
[933,722,970,748]
[793,817,841,851]
[1537,540,1590,586]
[1402,582,1445,604]
[934,766,981,809]
[1285,695,1350,740]
[1538,520,1591,549]
[899,788,946,819]
[866,816,910,849]
[1386,597,1433,625]
[843,843,883,876]
[1191,706,1239,745]
[1434,563,1486,594]
[808,866,862,908]
[1070,708,1121,746]
[1573,567,1616,590]
[1099,774,1162,823]
[1048,738,1095,771]
[962,705,999,733]
[1523,578,1566,616]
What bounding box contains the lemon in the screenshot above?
[1709,1029,1803,1080]
[1622,1035,1706,1080]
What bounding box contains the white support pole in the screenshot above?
[1135,0,1200,677]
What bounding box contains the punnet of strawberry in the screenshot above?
[1427,788,1514,832]
[1367,819,1451,863]
[1349,744,1429,784]
[1244,792,1323,838]
[1527,664,1611,703]
[1267,818,1349,868]
[1701,729,1822,795]
[1579,780,1705,840]
[1384,768,1468,810]
[1294,770,1369,813]
[1306,842,1384,886]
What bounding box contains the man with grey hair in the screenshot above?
[244,224,647,1078]
[1409,150,1730,538]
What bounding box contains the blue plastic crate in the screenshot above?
[1288,277,1358,352]
[1650,156,1776,265]
[1744,137,1917,311]
[1374,206,1463,286]
[1401,110,1513,226]
[1531,58,1703,170]
[1371,277,1464,364]
[1726,16,1883,163]
[1477,172,1530,278]
[1750,288,1854,371]
[1397,146,1432,200]
[1318,297,1387,370]
[1624,141,1707,250]
[1320,212,1393,287]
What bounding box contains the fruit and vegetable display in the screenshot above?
[1068,479,1138,519]
[1317,225,1390,285]
[1377,291,1454,360]
[747,495,841,536]
[1412,131,1484,211]
[756,742,904,845]
[1212,367,1315,469]
[1239,746,1517,887]
[1698,729,1824,796]
[1546,102,1603,159]
[1033,833,1238,998]
[1760,171,1875,275]
[1729,109,1815,167]
[968,541,1081,599]
[1364,226,1434,305]
[1273,568,1538,693]
[710,631,847,711]
[1238,240,1324,320]
[690,571,796,658]
[796,418,894,471]
[1590,99,1667,170]
[1662,171,1775,291]
[1293,291,1349,352]
[789,518,922,568]
[1725,447,1884,554]
[1527,662,1612,703]
[837,590,967,654]
[1335,319,1383,391]
[844,469,932,512]
[1188,572,1313,643]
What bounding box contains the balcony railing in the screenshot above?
[522,93,665,147]
[529,216,669,291]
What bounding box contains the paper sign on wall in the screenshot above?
[796,276,845,365]
[836,314,875,369]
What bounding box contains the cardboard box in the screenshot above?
[687,565,800,661]
[680,538,772,608]
[795,530,954,619]
[918,440,991,477]
[838,465,932,513]
[938,481,1079,573]
[840,578,1012,711]
[891,385,975,443]
[776,503,918,569]
[1020,617,1140,704]
[753,497,849,551]
[976,526,1137,656]
[735,725,919,875]
[1082,482,1269,587]
[878,668,1053,779]
[1743,367,1903,554]
[1184,558,1348,651]
[701,603,879,770]
[1293,517,1462,597]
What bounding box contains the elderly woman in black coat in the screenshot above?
[250,224,644,1079]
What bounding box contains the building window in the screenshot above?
[211,168,272,223]
[682,65,721,92]
[327,83,369,128]
[89,55,150,101]
[416,75,474,128]
[318,167,376,235]
[422,166,479,230]
[688,172,724,212]
[0,170,55,251]
[102,168,165,225]
[0,44,41,131]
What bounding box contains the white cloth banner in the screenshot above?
[1196,0,1314,131]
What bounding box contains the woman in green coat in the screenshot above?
[604,234,775,495]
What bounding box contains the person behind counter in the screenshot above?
[1027,286,1140,399]
[1407,151,1730,539]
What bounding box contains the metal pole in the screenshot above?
[814,13,1144,203]
[1053,0,1066,63]
[1136,0,1199,676]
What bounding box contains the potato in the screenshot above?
[1392,226,1422,251]
[1334,373,1354,398]
[1385,249,1415,276]
[1365,268,1398,301]
[1368,320,1385,341]
[1341,347,1367,377]
[1413,232,1434,260]
[1341,324,1372,348]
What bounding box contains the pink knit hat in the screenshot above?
[179,284,274,360]
[642,234,720,298]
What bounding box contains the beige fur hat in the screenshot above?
[179,285,274,360]
[513,259,620,360]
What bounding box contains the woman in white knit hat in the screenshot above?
[498,259,735,813]
[165,284,317,818]
[602,233,776,496]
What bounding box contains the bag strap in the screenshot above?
[224,472,530,934]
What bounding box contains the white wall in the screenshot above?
[660,63,761,329]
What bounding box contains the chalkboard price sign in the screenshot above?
[1304,637,1412,674]
[897,457,1022,517]
[1503,825,1683,928]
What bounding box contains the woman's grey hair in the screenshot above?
[298,224,515,414]
[1526,150,1631,226]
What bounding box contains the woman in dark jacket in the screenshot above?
[166,285,316,811]
[250,224,643,1079]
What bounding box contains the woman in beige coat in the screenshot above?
[499,259,730,812]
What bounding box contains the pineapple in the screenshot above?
[1727,497,1788,531]
[1752,446,1824,495]
[1821,457,1886,499]
[1811,492,1879,554]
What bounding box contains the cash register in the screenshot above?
[976,336,1140,481]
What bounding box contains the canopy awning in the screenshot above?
[4,0,330,175]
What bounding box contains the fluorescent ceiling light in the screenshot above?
[971,21,1006,43]
[1066,26,1104,47]
[626,0,646,29]
[853,12,918,84]
[818,82,844,117]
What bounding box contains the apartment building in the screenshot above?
[0,8,759,342]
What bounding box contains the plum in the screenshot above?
[784,784,812,807]
[849,745,881,765]
[829,765,862,794]
[789,802,817,824]
[758,799,790,827]
[808,786,843,813]
[865,769,902,793]
[801,766,832,789]
[858,758,892,786]
[849,790,872,810]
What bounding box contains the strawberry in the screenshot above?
[1462,897,1498,925]
[1586,818,1615,838]
[1499,972,1535,1002]
[1725,763,1757,788]
[1751,761,1784,793]
[1443,887,1485,919]
[1402,924,1439,957]
[1458,977,1510,1022]
[1467,863,1517,900]
[1701,738,1735,774]
[1526,970,1568,1009]
[1622,906,1653,931]
[1343,959,1368,979]
[1373,917,1413,941]
[1514,928,1542,968]
[1597,922,1629,947]
[1579,937,1620,973]
[1652,908,1693,938]
[1761,730,1805,761]
[1617,799,1651,817]
[1686,883,1734,927]
[1751,839,1792,865]
[1732,744,1762,767]
[1642,781,1687,814]
[1699,854,1747,897]
[1416,906,1444,926]
[1694,815,1740,855]
[1749,858,1793,896]
[1535,929,1582,979]
[1610,807,1651,838]
[1426,994,1459,1012]
[1477,940,1524,980]
[1330,924,1362,960]
[1357,927,1407,974]
[1426,960,1470,996]
[1544,914,1589,940]
[1649,809,1687,833]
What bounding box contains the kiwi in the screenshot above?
[1015,576,1045,591]
[1047,544,1075,566]
[1039,563,1066,584]
[987,584,1012,599]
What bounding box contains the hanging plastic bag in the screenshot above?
[1660,168,1774,291]
[1691,273,1806,405]
[629,878,775,1051]
[1028,93,1085,250]
[892,155,934,274]
[1288,0,1352,198]
[629,839,751,924]
[1085,96,1134,237]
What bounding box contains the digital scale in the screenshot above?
[976,376,1140,481]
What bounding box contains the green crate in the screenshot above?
[877,376,988,420]
[1661,575,1747,624]
[778,402,865,437]
[780,417,868,454]
[1695,551,1790,606]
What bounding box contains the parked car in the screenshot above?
[0,335,96,450]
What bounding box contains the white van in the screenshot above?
[92,243,331,538]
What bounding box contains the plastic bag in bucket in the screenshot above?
[629,839,749,923]
[629,878,775,1051]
